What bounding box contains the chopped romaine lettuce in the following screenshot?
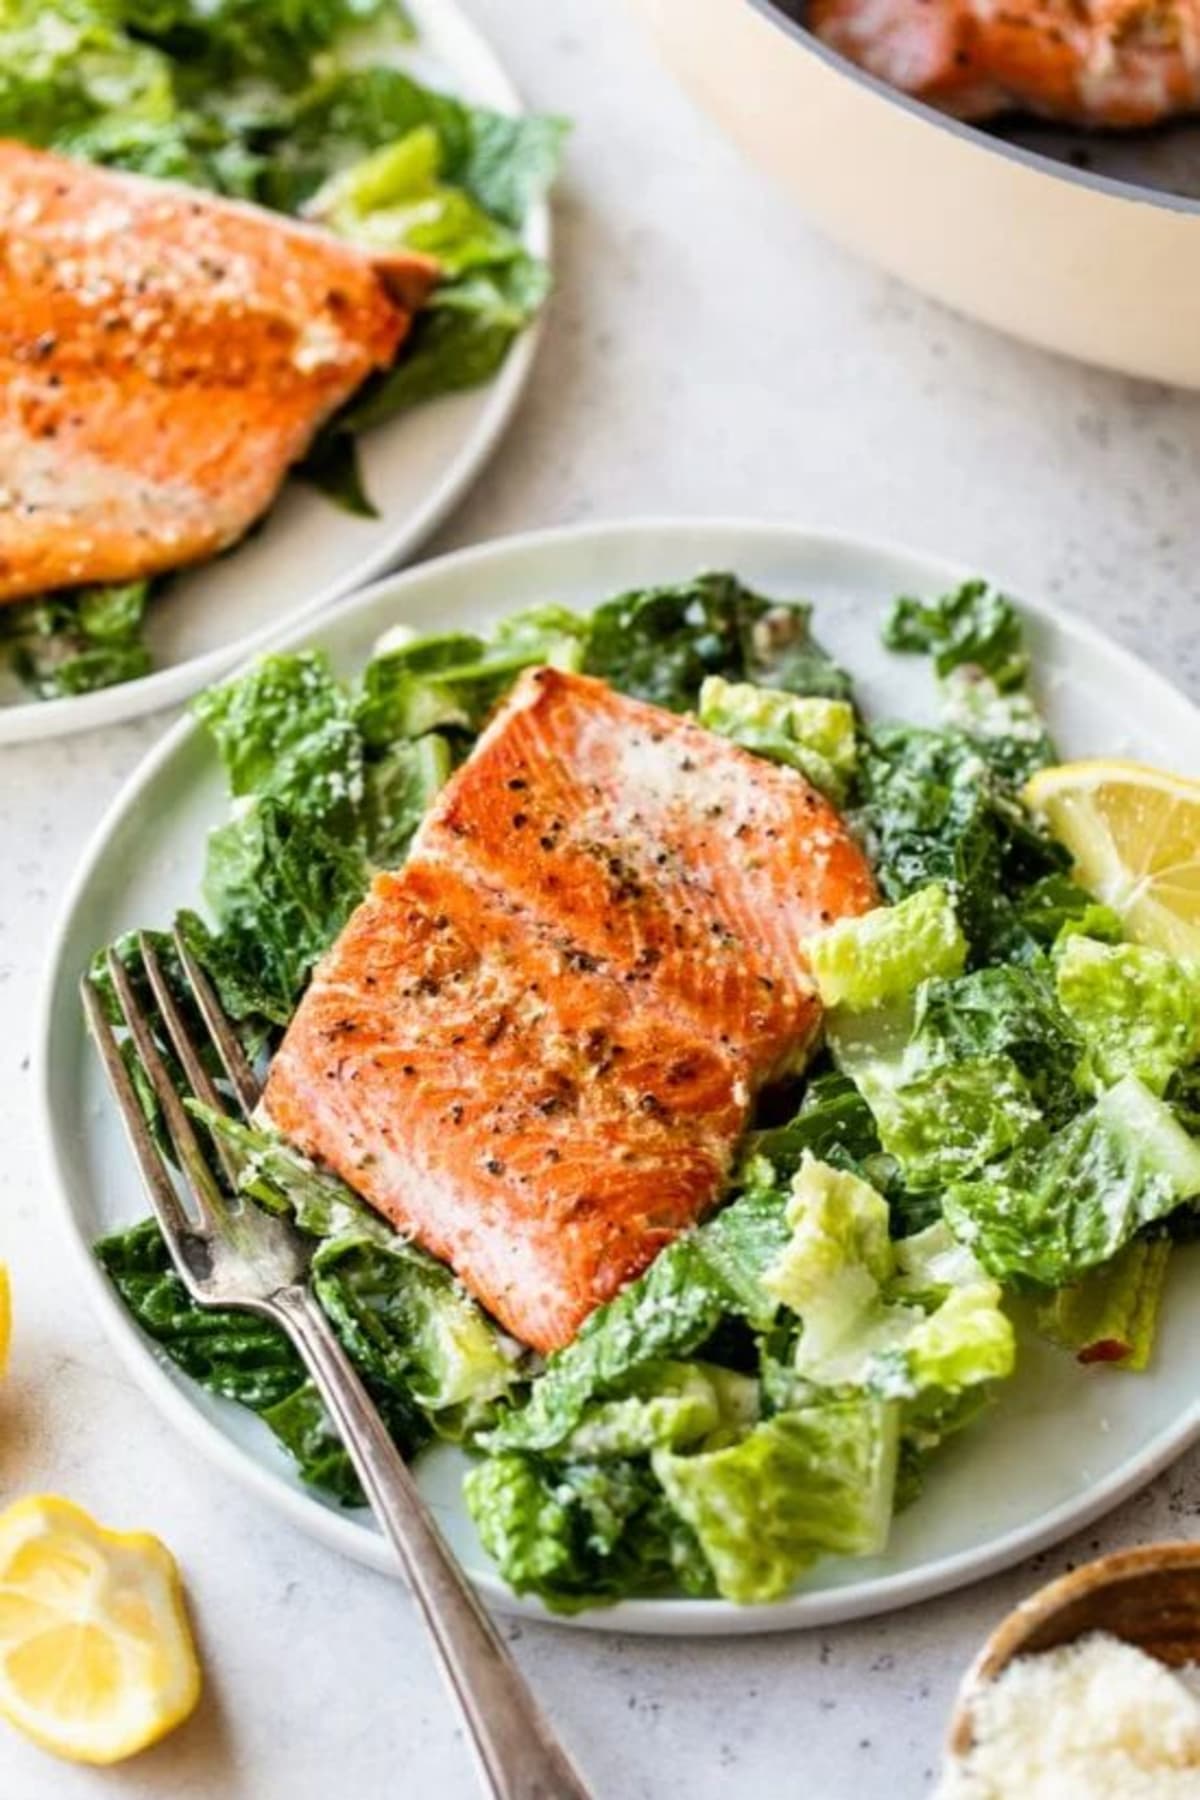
[762,1158,895,1381]
[944,1076,1200,1286]
[809,884,966,1013]
[883,580,1029,690]
[762,1157,1014,1398]
[193,652,365,830]
[1036,1236,1171,1371]
[355,607,587,746]
[907,962,1084,1127]
[938,664,1055,787]
[465,1452,713,1610]
[583,576,850,713]
[274,66,566,226]
[95,1216,428,1503]
[486,1185,791,1456]
[852,719,1069,964]
[186,800,367,1026]
[0,580,153,700]
[363,734,451,866]
[869,1282,1014,1401]
[698,677,857,801]
[739,1069,908,1215]
[560,1362,757,1460]
[828,999,1044,1190]
[306,125,522,275]
[1009,872,1123,952]
[1054,936,1199,1097]
[653,1400,899,1604]
[312,1235,518,1431]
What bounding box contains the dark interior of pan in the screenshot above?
[770,0,1200,200]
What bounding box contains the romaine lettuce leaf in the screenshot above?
[486,1186,790,1456]
[95,1215,429,1503]
[1010,872,1123,952]
[465,1452,713,1610]
[1036,1235,1171,1371]
[306,125,521,275]
[740,1068,899,1195]
[0,580,153,699]
[1054,936,1199,1097]
[312,1234,518,1430]
[698,677,857,800]
[98,1173,518,1502]
[560,1361,757,1460]
[883,580,1029,690]
[808,884,966,1012]
[938,664,1055,787]
[125,0,413,89]
[944,1076,1200,1286]
[0,1,176,147]
[363,733,451,865]
[908,962,1084,1127]
[852,721,1069,963]
[185,799,368,1026]
[652,1400,899,1604]
[193,651,364,831]
[762,1156,1014,1398]
[355,607,587,745]
[582,576,849,713]
[273,66,566,225]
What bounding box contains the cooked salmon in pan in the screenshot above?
[0,142,438,604]
[264,668,877,1351]
[809,0,1200,129]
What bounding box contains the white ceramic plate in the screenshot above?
[38,519,1200,1636]
[0,0,549,746]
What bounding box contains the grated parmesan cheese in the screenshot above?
[937,1632,1200,1799]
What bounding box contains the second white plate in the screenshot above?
[39,518,1200,1635]
[0,0,549,745]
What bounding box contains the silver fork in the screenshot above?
[81,929,589,1800]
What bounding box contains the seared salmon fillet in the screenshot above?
[0,142,438,603]
[414,669,876,1078]
[264,668,877,1351]
[809,0,1200,128]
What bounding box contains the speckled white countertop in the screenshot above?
[2,3,1199,1796]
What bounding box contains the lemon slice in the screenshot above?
[1024,759,1200,960]
[0,1496,200,1764]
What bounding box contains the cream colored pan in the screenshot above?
[631,0,1200,387]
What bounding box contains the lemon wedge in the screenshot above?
[0,1495,200,1764]
[1024,759,1200,960]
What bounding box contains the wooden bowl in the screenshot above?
[948,1542,1200,1758]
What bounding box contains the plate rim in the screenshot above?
[37,514,1200,1637]
[0,0,550,747]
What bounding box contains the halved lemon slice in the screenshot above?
[1024,759,1200,960]
[0,1496,200,1764]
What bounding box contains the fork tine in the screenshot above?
[80,973,195,1254]
[172,925,261,1118]
[139,934,242,1190]
[105,946,225,1232]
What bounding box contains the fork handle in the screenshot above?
[271,1285,589,1800]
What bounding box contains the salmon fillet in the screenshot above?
[809,0,1200,128]
[264,668,877,1351]
[0,142,438,603]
